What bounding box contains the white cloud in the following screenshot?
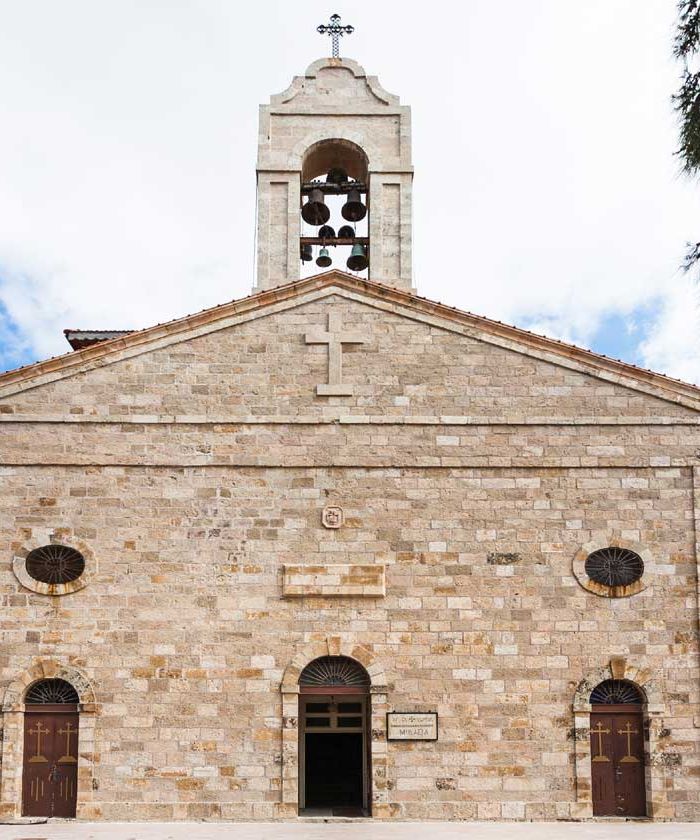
[0,0,698,382]
[638,276,700,384]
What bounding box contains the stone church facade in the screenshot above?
[0,57,699,823]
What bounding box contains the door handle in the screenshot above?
[614,765,622,779]
[48,764,59,783]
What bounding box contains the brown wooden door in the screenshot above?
[591,708,646,817]
[22,706,79,818]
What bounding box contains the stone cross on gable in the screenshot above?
[305,311,365,396]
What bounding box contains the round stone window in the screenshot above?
[584,547,644,589]
[572,540,652,598]
[25,545,85,585]
[13,539,92,596]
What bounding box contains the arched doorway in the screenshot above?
[590,679,646,817]
[298,656,370,816]
[22,678,79,818]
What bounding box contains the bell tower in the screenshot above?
[254,41,413,292]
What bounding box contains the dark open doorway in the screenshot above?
[305,732,363,811]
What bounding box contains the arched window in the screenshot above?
[299,139,370,276]
[301,139,369,183]
[25,678,80,705]
[590,679,643,705]
[299,655,370,688]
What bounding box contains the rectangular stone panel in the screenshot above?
[381,183,401,278]
[282,563,385,597]
[269,181,289,283]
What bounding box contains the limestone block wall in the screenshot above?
[0,462,698,820]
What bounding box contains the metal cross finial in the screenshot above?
[317,13,354,58]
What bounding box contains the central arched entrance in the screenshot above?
[298,656,370,816]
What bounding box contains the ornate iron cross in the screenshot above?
[317,13,354,58]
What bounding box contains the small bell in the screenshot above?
[326,167,349,184]
[316,247,332,268]
[346,244,368,271]
[337,225,355,239]
[318,225,336,240]
[341,188,366,222]
[301,188,330,226]
[300,244,313,262]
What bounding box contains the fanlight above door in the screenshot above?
[590,679,643,705]
[25,679,79,705]
[299,656,370,688]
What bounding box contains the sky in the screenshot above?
[1,0,699,382]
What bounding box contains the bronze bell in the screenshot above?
[337,225,355,239]
[318,225,336,240]
[326,167,348,184]
[316,247,332,268]
[341,188,366,222]
[301,188,330,226]
[346,244,368,271]
[300,244,313,262]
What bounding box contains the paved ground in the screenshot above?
[0,823,699,840]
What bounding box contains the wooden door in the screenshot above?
[591,708,646,817]
[22,706,79,818]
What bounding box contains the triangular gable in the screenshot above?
[1,271,699,414]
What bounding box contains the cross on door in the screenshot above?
[305,312,366,396]
[28,722,49,763]
[590,721,610,762]
[618,721,640,763]
[58,721,78,763]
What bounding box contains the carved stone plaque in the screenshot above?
[387,712,438,741]
[321,505,344,529]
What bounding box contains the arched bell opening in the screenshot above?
[22,678,80,818]
[298,655,371,817]
[302,139,369,184]
[300,140,370,278]
[589,679,647,818]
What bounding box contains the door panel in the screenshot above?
[591,709,645,817]
[591,713,616,816]
[22,709,79,818]
[612,712,645,817]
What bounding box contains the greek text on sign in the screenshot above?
[387,712,438,741]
